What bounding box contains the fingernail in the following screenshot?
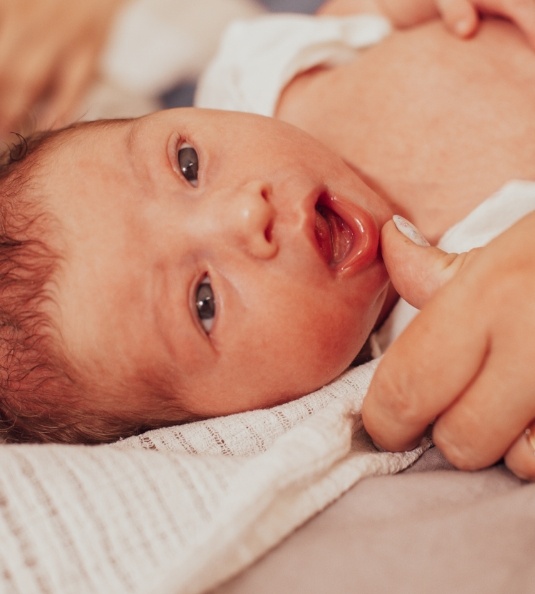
[392,215,430,247]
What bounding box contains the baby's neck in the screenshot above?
[276,19,535,243]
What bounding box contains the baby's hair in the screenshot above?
[0,125,192,443]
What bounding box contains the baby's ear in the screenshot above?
[381,216,464,309]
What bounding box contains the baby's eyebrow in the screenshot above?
[124,123,143,186]
[122,120,166,199]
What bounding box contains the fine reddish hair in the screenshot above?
[0,127,191,443]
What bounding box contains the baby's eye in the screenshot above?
[195,276,215,334]
[178,143,199,187]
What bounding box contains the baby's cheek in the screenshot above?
[303,307,365,374]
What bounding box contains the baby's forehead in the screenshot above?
[41,118,135,154]
[29,119,139,201]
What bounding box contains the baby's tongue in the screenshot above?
[315,209,333,264]
[315,205,353,266]
[329,210,353,264]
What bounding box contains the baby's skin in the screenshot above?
[277,13,535,242]
[39,109,393,422]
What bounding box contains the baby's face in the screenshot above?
[40,109,392,420]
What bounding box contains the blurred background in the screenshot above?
[1,0,327,140]
[4,0,322,135]
[162,0,324,107]
[78,0,325,121]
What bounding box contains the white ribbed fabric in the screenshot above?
[0,359,428,594]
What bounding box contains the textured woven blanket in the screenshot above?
[1,359,426,594]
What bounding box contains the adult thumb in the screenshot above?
[381,216,465,309]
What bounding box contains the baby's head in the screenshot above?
[1,108,392,443]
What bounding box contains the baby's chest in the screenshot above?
[277,20,535,238]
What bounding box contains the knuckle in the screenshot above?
[372,368,424,426]
[433,425,487,471]
[475,266,535,325]
[434,438,481,471]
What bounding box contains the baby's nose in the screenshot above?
[219,182,278,259]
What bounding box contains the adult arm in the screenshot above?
[0,0,125,136]
[362,214,535,480]
[317,0,535,48]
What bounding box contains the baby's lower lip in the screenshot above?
[314,203,353,267]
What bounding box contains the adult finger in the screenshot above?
[0,50,52,134]
[436,0,479,37]
[432,340,535,470]
[44,45,99,128]
[505,422,535,481]
[362,280,488,452]
[381,217,466,309]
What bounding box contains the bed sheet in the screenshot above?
[211,448,535,594]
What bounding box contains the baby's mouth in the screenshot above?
[314,199,353,267]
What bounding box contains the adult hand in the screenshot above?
[317,0,535,48]
[362,213,535,480]
[433,0,535,46]
[0,0,124,136]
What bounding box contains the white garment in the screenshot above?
[196,13,392,115]
[374,180,535,351]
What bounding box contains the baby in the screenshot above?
[0,110,393,442]
[2,0,535,444]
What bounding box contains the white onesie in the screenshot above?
[195,13,392,115]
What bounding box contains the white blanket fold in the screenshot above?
[1,359,427,594]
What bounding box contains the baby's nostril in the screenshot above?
[264,220,273,242]
[261,185,272,202]
[315,190,330,210]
